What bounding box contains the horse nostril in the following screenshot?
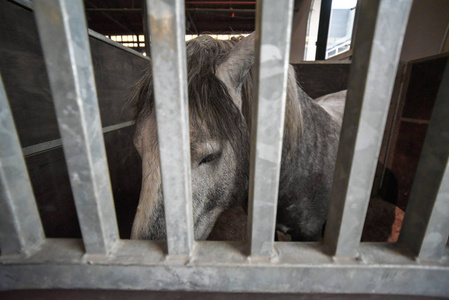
[199,152,221,166]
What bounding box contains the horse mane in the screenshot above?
[240,63,303,158]
[128,35,248,152]
[128,34,302,157]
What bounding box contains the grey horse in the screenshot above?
[129,33,344,241]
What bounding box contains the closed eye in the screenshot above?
[199,152,221,166]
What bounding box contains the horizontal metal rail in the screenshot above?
[146,0,194,257]
[248,0,294,258]
[9,0,32,10]
[33,0,119,255]
[88,29,149,60]
[21,121,135,157]
[398,60,449,260]
[0,75,45,257]
[323,0,413,257]
[1,239,449,297]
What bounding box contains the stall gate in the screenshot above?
[1,0,448,297]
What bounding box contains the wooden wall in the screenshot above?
[0,0,147,239]
[385,53,449,211]
[293,62,350,99]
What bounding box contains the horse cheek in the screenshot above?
[131,142,163,240]
[190,165,214,239]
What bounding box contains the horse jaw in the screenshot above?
[130,116,166,240]
[130,35,252,241]
[131,115,245,241]
[190,139,246,240]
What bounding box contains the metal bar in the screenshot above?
[1,240,449,297]
[21,121,135,157]
[185,1,256,4]
[0,75,45,256]
[187,8,255,13]
[22,139,62,157]
[88,29,149,60]
[323,0,413,257]
[33,0,119,255]
[86,8,256,13]
[101,121,135,134]
[142,0,151,57]
[10,0,33,10]
[86,8,142,12]
[248,0,294,258]
[146,0,194,257]
[398,60,449,260]
[315,0,332,60]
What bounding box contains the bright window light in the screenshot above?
[107,34,250,50]
[332,0,357,9]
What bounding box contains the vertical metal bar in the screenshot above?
[33,0,119,255]
[146,0,194,256]
[142,0,151,57]
[248,0,294,258]
[315,0,332,60]
[0,75,45,256]
[323,0,413,257]
[399,60,449,260]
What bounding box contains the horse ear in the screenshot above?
[216,32,256,109]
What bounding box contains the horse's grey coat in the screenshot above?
[315,90,346,128]
[129,33,344,241]
[275,86,341,240]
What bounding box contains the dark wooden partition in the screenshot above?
[384,53,449,211]
[293,62,350,99]
[0,0,146,238]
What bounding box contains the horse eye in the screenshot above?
[199,152,221,166]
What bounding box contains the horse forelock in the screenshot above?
[128,34,302,164]
[128,35,248,155]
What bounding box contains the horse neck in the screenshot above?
[279,87,341,201]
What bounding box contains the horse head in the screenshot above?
[129,35,254,240]
[128,32,332,241]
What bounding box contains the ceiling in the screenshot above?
[84,0,256,36]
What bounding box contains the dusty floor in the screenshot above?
[208,197,405,242]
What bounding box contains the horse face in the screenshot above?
[130,34,256,241]
[130,113,248,240]
[190,134,247,239]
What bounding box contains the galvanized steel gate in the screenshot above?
[1,0,449,297]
